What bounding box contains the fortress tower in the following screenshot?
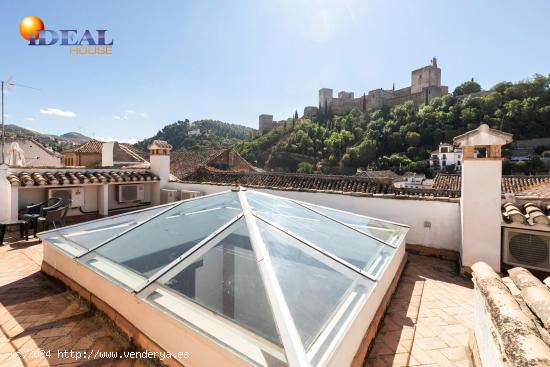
[319,88,333,114]
[259,114,274,135]
[411,57,442,94]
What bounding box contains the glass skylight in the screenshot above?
[39,204,174,257]
[40,189,408,367]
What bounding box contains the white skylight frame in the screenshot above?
[39,188,409,367]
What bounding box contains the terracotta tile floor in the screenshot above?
[0,226,475,367]
[366,254,475,367]
[0,232,151,366]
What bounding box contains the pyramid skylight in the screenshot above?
[40,189,408,366]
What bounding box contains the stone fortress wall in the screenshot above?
[312,57,448,118]
[257,58,449,136]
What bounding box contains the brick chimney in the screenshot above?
[453,124,513,272]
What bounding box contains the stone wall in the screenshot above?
[310,60,449,118]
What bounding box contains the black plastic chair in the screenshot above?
[37,198,72,231]
[23,197,63,236]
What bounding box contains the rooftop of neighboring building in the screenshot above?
[1,137,62,167]
[433,173,550,194]
[5,168,159,187]
[472,262,550,366]
[63,139,147,161]
[170,148,254,178]
[355,169,402,182]
[181,168,461,200]
[62,139,148,168]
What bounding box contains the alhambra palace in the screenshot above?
[257,57,450,136]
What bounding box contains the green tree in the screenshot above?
[297,161,314,174]
[453,80,482,96]
[405,131,421,147]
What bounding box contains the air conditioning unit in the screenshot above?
[503,227,550,272]
[181,190,202,200]
[161,189,177,204]
[117,184,145,203]
[48,187,84,208]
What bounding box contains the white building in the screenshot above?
[0,140,176,222]
[429,143,462,171]
[393,172,432,189]
[2,138,62,167]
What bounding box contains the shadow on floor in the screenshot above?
[0,238,151,366]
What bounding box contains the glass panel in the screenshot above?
[42,205,172,256]
[246,191,395,275]
[156,218,281,346]
[256,220,373,360]
[302,204,408,247]
[84,192,242,284]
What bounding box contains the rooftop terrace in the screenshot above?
[0,223,475,366]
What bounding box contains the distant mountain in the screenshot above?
[59,132,90,144]
[135,119,252,151]
[3,124,91,152]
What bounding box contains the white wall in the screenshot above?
[2,139,62,167]
[474,289,504,367]
[167,182,461,251]
[0,164,13,221]
[461,160,502,270]
[16,182,158,217]
[150,155,170,188]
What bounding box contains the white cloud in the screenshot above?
[40,107,76,118]
[114,115,129,120]
[95,136,138,144]
[139,112,148,118]
[24,126,40,133]
[114,115,121,120]
[25,117,34,121]
[125,109,135,114]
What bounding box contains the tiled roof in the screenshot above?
[63,139,104,153]
[432,174,461,191]
[118,143,148,163]
[502,202,550,226]
[472,263,550,366]
[147,140,172,150]
[6,170,159,187]
[356,170,401,181]
[63,141,147,163]
[181,169,461,200]
[433,173,550,194]
[514,181,550,199]
[120,143,146,158]
[170,149,229,177]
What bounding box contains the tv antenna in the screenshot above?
[1,77,41,164]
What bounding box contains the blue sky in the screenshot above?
[1,0,549,143]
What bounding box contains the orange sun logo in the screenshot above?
[19,16,44,40]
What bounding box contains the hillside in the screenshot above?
[135,119,252,151]
[3,124,91,152]
[59,132,90,144]
[235,74,550,174]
